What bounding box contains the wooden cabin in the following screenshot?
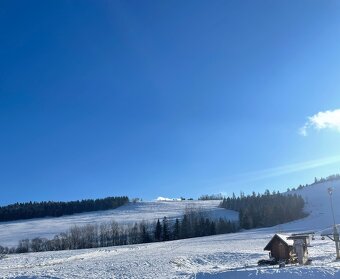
[264,234,294,261]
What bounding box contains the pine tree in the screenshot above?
[162,217,170,241]
[180,215,189,239]
[154,219,162,241]
[140,223,150,243]
[173,219,180,240]
[210,221,216,235]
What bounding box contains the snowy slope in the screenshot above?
[278,179,340,233]
[0,200,238,247]
[0,228,339,279]
[1,179,340,278]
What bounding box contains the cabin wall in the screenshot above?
[270,238,290,260]
[293,239,309,265]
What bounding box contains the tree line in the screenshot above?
[198,193,224,200]
[0,196,129,222]
[313,173,340,185]
[220,191,307,229]
[0,207,238,254]
[287,173,340,192]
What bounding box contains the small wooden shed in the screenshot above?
[264,234,294,261]
[287,234,311,265]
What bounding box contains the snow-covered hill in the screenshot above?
[0,200,238,247]
[1,179,340,278]
[279,179,340,233]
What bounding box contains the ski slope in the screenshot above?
[279,179,340,233]
[0,200,238,247]
[1,179,340,278]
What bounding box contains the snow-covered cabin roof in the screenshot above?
[264,234,293,251]
[276,234,294,246]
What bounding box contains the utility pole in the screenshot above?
[328,187,340,260]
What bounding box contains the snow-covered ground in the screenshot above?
[0,200,238,247]
[1,179,340,278]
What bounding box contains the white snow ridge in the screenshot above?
[1,180,340,278]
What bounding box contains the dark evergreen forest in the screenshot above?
[0,196,129,222]
[219,191,307,229]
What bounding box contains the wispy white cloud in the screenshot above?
[300,109,340,136]
[207,155,340,192]
[241,155,340,181]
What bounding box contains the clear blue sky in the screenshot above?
[1,0,340,205]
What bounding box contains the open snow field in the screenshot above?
[0,200,238,248]
[0,228,339,279]
[1,179,340,278]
